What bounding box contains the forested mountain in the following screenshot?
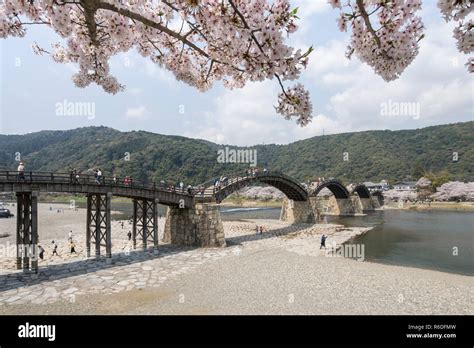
[0,122,472,185]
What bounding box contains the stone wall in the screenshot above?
[350,196,374,213]
[326,196,356,215]
[163,204,226,247]
[371,195,382,208]
[350,195,364,215]
[359,197,374,211]
[280,198,315,224]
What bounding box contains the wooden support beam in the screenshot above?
[153,199,159,254]
[105,192,112,261]
[30,192,38,273]
[86,194,92,257]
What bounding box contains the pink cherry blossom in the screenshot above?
[331,0,425,81]
[438,0,473,72]
[0,0,313,124]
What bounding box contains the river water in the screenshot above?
[83,202,474,276]
[219,206,474,276]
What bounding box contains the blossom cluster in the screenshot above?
[438,0,473,72]
[275,83,312,126]
[0,0,312,124]
[330,0,425,81]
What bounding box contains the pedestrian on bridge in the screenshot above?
[97,168,103,184]
[17,162,25,181]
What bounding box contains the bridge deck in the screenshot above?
[0,171,194,207]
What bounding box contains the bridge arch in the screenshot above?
[351,184,371,199]
[310,180,350,199]
[196,172,308,203]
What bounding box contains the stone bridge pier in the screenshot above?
[325,196,356,215]
[358,197,375,211]
[163,203,226,247]
[371,194,383,208]
[279,198,315,224]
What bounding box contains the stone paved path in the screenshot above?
[0,219,368,307]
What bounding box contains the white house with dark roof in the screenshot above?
[393,181,417,191]
[363,180,390,192]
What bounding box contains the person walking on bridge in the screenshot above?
[17,162,25,181]
[97,168,103,184]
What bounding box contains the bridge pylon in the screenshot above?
[163,203,226,247]
[132,198,159,253]
[86,193,112,262]
[280,198,315,224]
[16,191,39,273]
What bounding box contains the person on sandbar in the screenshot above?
[320,234,327,249]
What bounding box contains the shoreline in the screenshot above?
[4,197,473,212]
[0,204,472,314]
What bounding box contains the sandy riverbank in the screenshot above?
[0,203,472,315]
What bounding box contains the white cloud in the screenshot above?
[185,6,473,146]
[125,106,150,120]
[301,8,474,132]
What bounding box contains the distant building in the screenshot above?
[364,180,389,192]
[393,181,417,191]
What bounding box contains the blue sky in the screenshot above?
[0,0,472,145]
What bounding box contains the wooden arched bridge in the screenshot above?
[0,170,379,273]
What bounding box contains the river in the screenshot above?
[73,202,474,276]
[219,206,474,276]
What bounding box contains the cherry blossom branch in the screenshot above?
[95,0,210,59]
[355,0,390,60]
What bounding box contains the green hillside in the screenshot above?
[0,122,472,185]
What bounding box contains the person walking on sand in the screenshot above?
[121,221,124,229]
[68,230,73,242]
[259,226,264,234]
[38,245,45,260]
[70,240,76,254]
[52,240,59,256]
[127,231,132,241]
[320,234,327,249]
[255,225,259,235]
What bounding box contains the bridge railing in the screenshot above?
[193,169,298,200]
[0,171,194,196]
